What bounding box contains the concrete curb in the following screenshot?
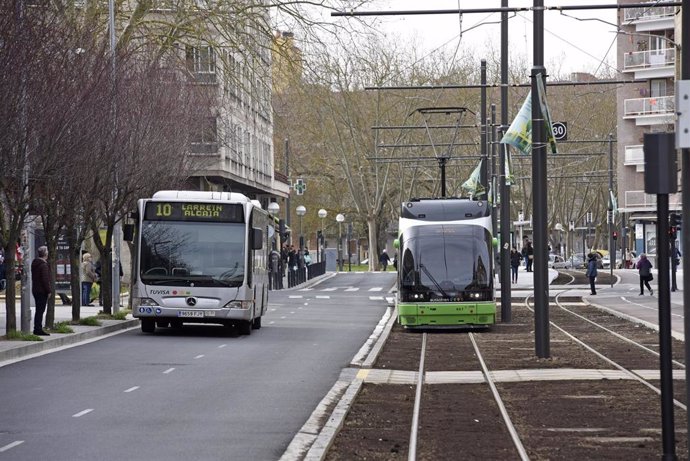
[0,319,139,364]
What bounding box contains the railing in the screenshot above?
[623,48,675,71]
[624,5,677,22]
[623,95,674,117]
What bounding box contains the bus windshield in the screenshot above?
[140,220,246,287]
[400,224,493,300]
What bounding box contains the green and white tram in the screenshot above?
[128,190,273,335]
[395,198,496,328]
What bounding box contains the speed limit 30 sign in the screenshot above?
[552,121,567,141]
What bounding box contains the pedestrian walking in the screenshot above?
[81,253,98,306]
[31,245,51,336]
[379,249,391,271]
[585,253,598,295]
[510,247,522,283]
[636,253,653,295]
[525,241,534,272]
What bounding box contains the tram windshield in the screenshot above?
[399,224,493,301]
[139,220,246,287]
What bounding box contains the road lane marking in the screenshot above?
[218,344,227,348]
[0,441,24,452]
[315,296,330,299]
[345,287,359,292]
[322,287,337,291]
[269,321,275,324]
[124,386,139,393]
[290,311,296,314]
[163,368,176,374]
[369,296,384,301]
[368,287,383,292]
[194,355,204,359]
[299,288,314,291]
[73,409,94,418]
[289,295,303,299]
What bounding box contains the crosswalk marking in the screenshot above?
[369,296,384,301]
[315,295,331,299]
[321,287,338,292]
[345,287,359,292]
[368,287,383,292]
[289,295,303,299]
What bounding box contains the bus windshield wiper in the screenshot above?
[419,263,450,299]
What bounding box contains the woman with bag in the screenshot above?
[636,253,653,296]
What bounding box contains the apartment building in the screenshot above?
[138,2,290,206]
[616,0,681,262]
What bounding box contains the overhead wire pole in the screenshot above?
[480,60,488,190]
[108,0,121,312]
[532,0,549,358]
[500,0,511,322]
[681,0,690,444]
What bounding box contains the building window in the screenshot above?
[185,45,216,83]
[190,117,218,154]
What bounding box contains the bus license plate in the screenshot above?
[178,310,204,318]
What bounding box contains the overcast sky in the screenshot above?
[354,0,620,76]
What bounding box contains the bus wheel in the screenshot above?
[141,319,155,333]
[239,320,252,336]
[252,316,262,330]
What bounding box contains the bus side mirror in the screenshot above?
[393,238,400,249]
[123,224,135,242]
[492,237,499,248]
[252,228,263,250]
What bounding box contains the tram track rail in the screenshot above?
[324,295,689,460]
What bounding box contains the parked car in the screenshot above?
[548,254,572,269]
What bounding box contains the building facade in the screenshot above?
[616,0,681,263]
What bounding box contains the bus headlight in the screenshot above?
[224,300,253,310]
[133,297,158,308]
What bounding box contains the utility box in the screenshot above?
[643,132,677,194]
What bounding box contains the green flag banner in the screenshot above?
[500,91,532,155]
[500,73,558,155]
[536,73,558,154]
[461,159,486,198]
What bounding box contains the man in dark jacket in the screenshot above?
[31,245,51,335]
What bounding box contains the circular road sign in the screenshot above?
[552,122,567,141]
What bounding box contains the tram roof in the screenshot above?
[400,198,490,222]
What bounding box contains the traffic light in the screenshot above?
[612,231,618,241]
[671,212,682,231]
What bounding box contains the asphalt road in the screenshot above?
[0,272,395,461]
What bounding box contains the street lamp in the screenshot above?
[318,209,327,263]
[268,202,280,251]
[554,223,564,257]
[336,213,345,271]
[296,205,306,253]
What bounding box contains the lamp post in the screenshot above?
[554,223,564,257]
[296,205,306,251]
[336,213,345,271]
[268,202,280,250]
[318,209,327,263]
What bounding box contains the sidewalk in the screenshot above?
[0,296,138,365]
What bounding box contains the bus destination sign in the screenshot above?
[144,202,244,222]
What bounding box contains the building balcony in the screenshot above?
[623,5,676,32]
[622,48,675,79]
[624,190,656,211]
[623,95,674,126]
[624,145,644,172]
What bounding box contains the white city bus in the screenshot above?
[128,190,273,335]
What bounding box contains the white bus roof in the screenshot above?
[153,190,251,203]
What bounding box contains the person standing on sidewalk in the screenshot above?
[525,241,534,272]
[80,253,98,306]
[585,253,598,295]
[510,247,522,283]
[31,246,51,336]
[636,253,653,296]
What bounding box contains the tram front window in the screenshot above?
[400,225,492,301]
[140,221,246,287]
